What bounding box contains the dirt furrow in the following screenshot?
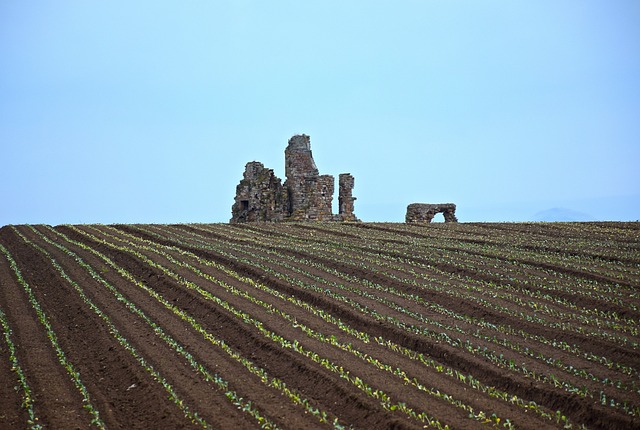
[0,227,101,429]
[14,224,227,429]
[101,225,568,430]
[127,224,640,429]
[280,223,640,289]
[43,225,326,430]
[79,225,443,429]
[3,222,639,429]
[0,264,35,429]
[166,227,608,425]
[366,223,640,283]
[323,223,638,288]
[277,243,640,387]
[218,233,639,370]
[168,225,635,386]
[272,248,634,396]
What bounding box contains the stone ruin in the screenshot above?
[229,162,288,223]
[230,134,358,223]
[406,203,458,223]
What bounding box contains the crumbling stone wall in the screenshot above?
[230,134,357,223]
[338,173,357,221]
[230,162,288,223]
[406,203,458,223]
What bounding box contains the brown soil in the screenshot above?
[0,222,638,430]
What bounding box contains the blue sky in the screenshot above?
[1,1,639,225]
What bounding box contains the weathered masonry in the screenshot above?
[406,203,458,223]
[231,134,358,223]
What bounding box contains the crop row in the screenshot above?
[237,223,638,319]
[150,223,639,418]
[20,225,288,429]
[162,224,638,405]
[379,222,640,268]
[71,225,460,429]
[253,222,639,305]
[111,226,581,422]
[98,224,570,428]
[132,225,612,426]
[3,221,637,429]
[219,223,638,347]
[123,223,602,425]
[36,225,347,429]
[0,305,40,429]
[0,242,106,428]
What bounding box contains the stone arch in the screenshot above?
[405,203,458,223]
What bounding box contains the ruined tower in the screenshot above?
[284,134,334,221]
[230,134,358,223]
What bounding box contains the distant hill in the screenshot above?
[533,207,595,222]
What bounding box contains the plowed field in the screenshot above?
[1,222,638,429]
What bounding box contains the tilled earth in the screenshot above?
[0,222,638,429]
